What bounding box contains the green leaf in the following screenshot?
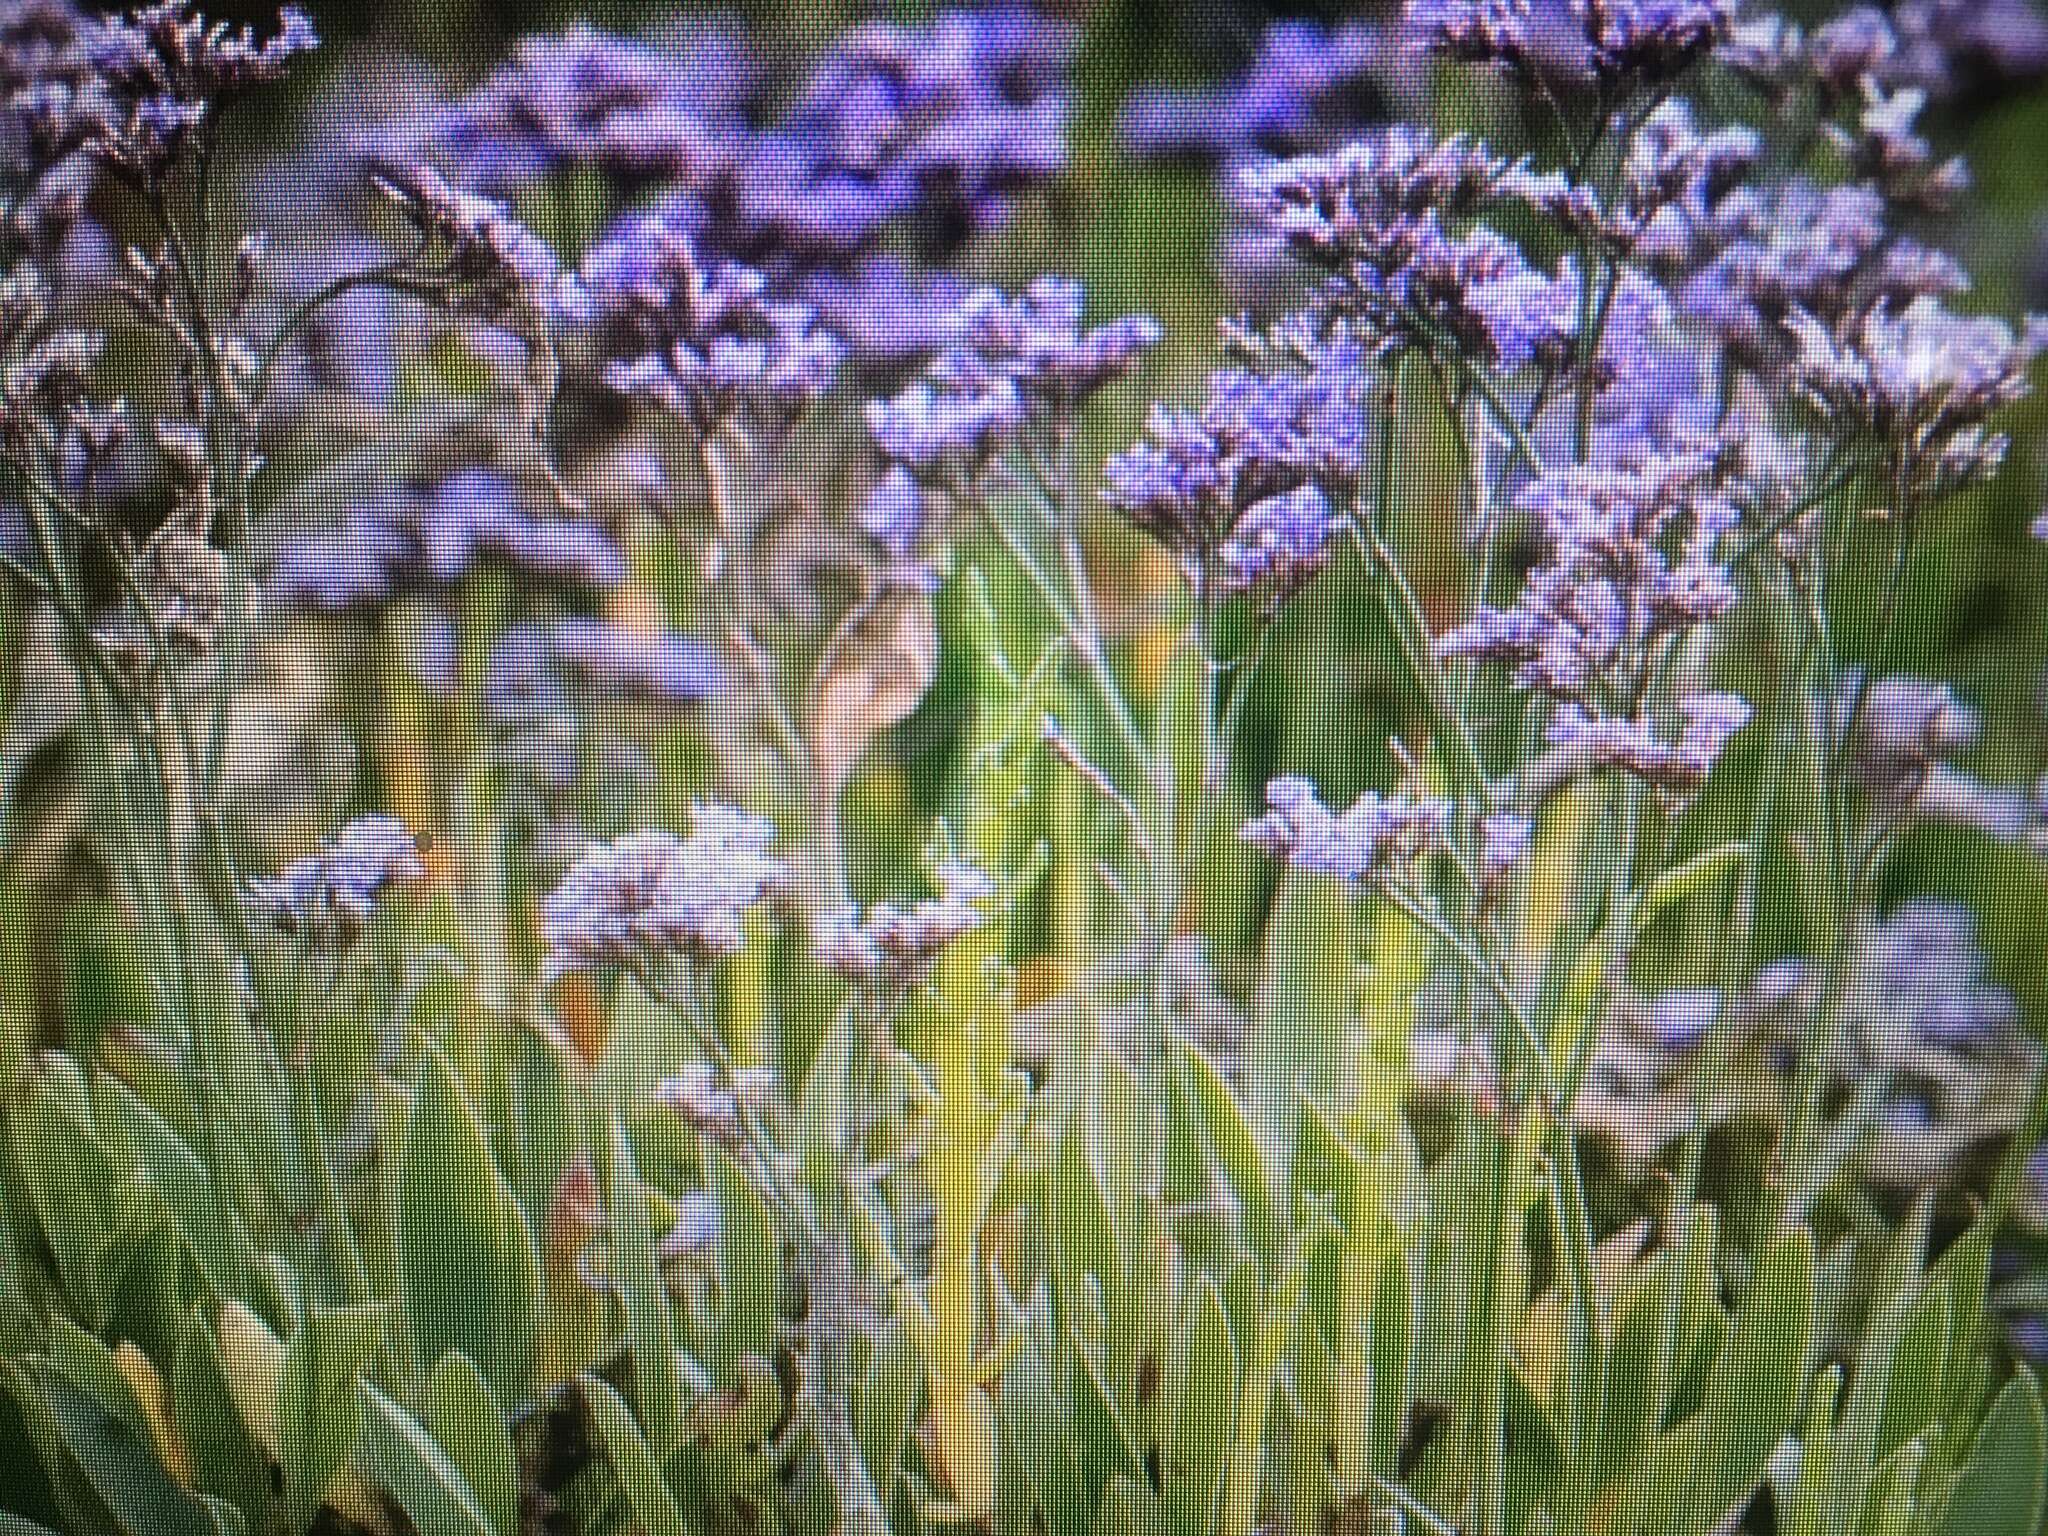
[1166,1279,1239,1536]
[1173,1045,1276,1264]
[1247,871,1353,1172]
[101,1085,241,1302]
[1095,1474,1171,1536]
[854,1315,923,1498]
[996,1286,1088,1536]
[1631,843,1744,939]
[708,1148,778,1384]
[170,1307,273,1535]
[1877,1283,1951,1462]
[353,1383,495,1536]
[604,1117,681,1455]
[397,1045,540,1408]
[9,1062,140,1325]
[423,1355,518,1536]
[1938,1372,2046,1536]
[1682,1226,1816,1536]
[277,1303,389,1533]
[12,1360,239,1536]
[580,1376,689,1536]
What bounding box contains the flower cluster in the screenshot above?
[1409,0,1736,90]
[268,471,626,612]
[1120,19,1406,165]
[19,3,318,182]
[1438,451,1750,787]
[369,159,559,325]
[867,276,1160,492]
[1239,775,1451,880]
[541,806,789,976]
[251,814,425,944]
[1102,335,1368,577]
[811,860,993,983]
[1786,298,2048,495]
[565,212,844,434]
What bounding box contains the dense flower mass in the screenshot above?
[9,2,2048,1529]
[252,814,424,941]
[1408,0,1737,88]
[1239,775,1452,878]
[541,806,789,975]
[268,472,626,610]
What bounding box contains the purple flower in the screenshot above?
[252,813,424,942]
[267,473,626,611]
[1217,483,1341,601]
[812,859,992,982]
[1120,19,1403,165]
[1786,297,2046,492]
[860,464,927,559]
[546,617,721,706]
[1477,811,1532,885]
[1439,452,1736,695]
[1545,690,1752,790]
[568,213,844,431]
[542,805,789,976]
[1241,775,1452,879]
[1103,337,1370,559]
[370,159,557,321]
[1646,986,1719,1051]
[1407,0,1735,89]
[427,22,756,194]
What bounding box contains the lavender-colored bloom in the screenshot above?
[653,1061,778,1145]
[1646,987,1719,1051]
[1478,811,1532,885]
[860,464,926,559]
[1104,337,1371,558]
[1217,483,1341,601]
[799,261,973,371]
[268,474,625,612]
[1545,690,1752,790]
[569,212,843,431]
[1439,452,1736,696]
[1786,297,2046,492]
[541,805,789,976]
[865,375,1025,477]
[546,617,721,706]
[370,159,557,321]
[1241,775,1452,879]
[1408,0,1735,88]
[812,859,992,982]
[252,813,424,942]
[1120,19,1401,165]
[427,22,756,194]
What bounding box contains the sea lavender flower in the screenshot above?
[545,617,722,707]
[1786,297,2048,494]
[1102,336,1370,568]
[252,813,425,943]
[1407,0,1735,90]
[1546,691,1752,790]
[268,474,626,612]
[1240,775,1452,880]
[567,212,843,432]
[64,3,317,179]
[1120,19,1401,165]
[811,860,993,983]
[1477,811,1533,887]
[1216,483,1342,602]
[369,159,558,324]
[653,1061,779,1146]
[863,277,1159,493]
[541,806,789,976]
[1439,453,1738,696]
[426,22,756,195]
